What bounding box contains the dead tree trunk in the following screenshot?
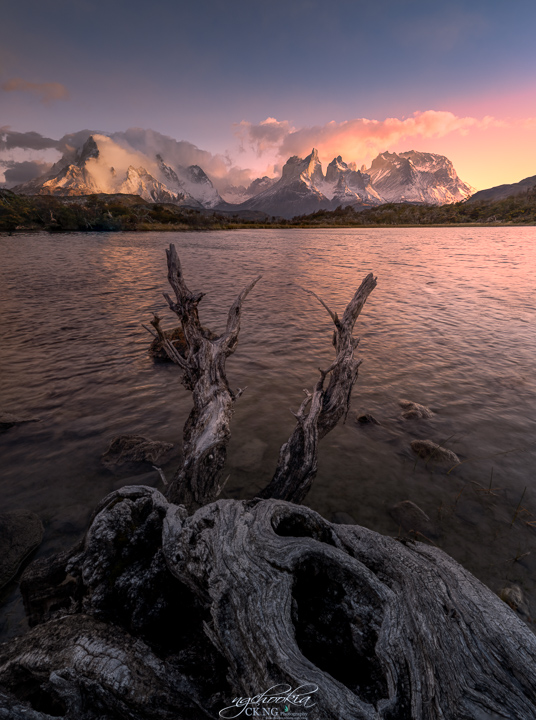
[2,248,536,719]
[3,486,536,719]
[258,275,377,503]
[147,243,260,510]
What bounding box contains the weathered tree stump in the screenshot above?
[2,486,536,719]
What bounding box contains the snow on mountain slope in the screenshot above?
[237,149,333,217]
[14,134,221,208]
[12,131,474,216]
[219,176,276,204]
[366,151,474,204]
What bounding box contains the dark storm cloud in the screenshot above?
[0,159,53,186]
[0,128,60,151]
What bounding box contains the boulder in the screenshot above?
[356,413,381,425]
[149,325,188,361]
[149,325,219,361]
[399,399,434,420]
[500,585,531,620]
[410,439,460,464]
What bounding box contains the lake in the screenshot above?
[1,227,536,637]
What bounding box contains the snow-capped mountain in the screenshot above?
[235,149,382,218]
[365,151,473,204]
[155,155,221,208]
[219,176,276,204]
[14,134,222,208]
[12,131,473,217]
[321,156,382,206]
[236,149,335,218]
[234,148,473,217]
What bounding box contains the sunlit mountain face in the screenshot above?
[13,134,474,219]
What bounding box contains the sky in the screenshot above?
[1,0,536,190]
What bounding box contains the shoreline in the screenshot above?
[2,221,536,234]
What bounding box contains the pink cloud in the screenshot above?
[1,77,70,104]
[238,111,503,166]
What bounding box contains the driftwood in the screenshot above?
[2,486,536,719]
[2,247,536,719]
[258,275,376,503]
[145,244,260,510]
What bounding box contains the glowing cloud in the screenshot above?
[1,77,70,104]
[237,111,502,167]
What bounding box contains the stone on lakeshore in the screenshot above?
[399,399,434,420]
[389,500,440,540]
[0,510,44,590]
[356,413,381,425]
[102,434,174,466]
[411,439,460,464]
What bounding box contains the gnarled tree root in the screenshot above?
[2,485,535,719]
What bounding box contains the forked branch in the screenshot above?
[155,244,261,510]
[258,274,377,502]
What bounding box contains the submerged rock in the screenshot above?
[399,399,434,420]
[410,439,460,464]
[102,434,174,466]
[356,412,381,425]
[389,500,440,540]
[0,510,44,590]
[0,412,40,431]
[149,325,218,361]
[500,585,530,619]
[149,325,188,361]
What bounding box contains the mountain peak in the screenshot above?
[77,136,99,166]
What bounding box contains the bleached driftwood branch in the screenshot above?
[258,274,377,503]
[150,243,260,510]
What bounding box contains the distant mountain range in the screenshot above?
[13,134,475,218]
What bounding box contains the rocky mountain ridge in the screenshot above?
[13,134,474,218]
[467,174,536,203]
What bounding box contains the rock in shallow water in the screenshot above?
[500,585,531,620]
[410,439,460,464]
[102,434,174,466]
[0,510,44,590]
[149,324,218,361]
[149,325,188,361]
[399,399,434,420]
[356,412,381,425]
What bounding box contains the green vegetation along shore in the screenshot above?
[1,186,536,233]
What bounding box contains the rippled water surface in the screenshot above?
[1,227,536,636]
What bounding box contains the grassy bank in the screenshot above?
[1,187,536,233]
